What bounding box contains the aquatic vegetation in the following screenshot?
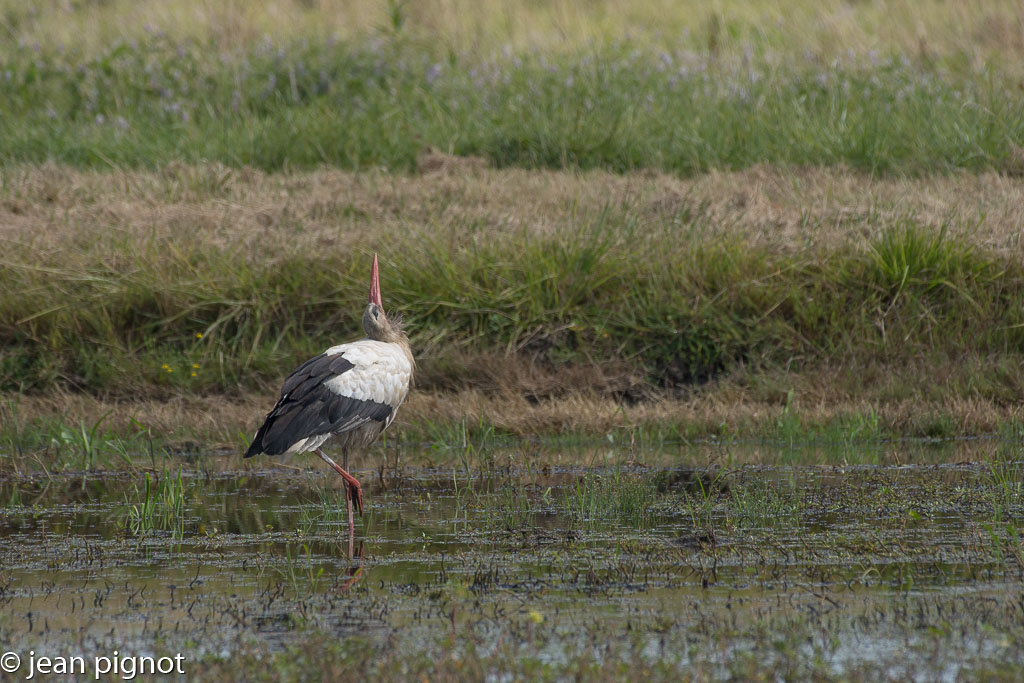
[564,468,658,528]
[123,468,186,536]
[987,453,1024,509]
[296,478,352,534]
[1,464,1023,679]
[726,480,801,529]
[275,542,326,597]
[492,481,534,531]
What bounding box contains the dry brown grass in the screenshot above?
[5,345,1024,451]
[4,372,1022,462]
[4,164,1024,264]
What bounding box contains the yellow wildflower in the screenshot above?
[527,609,543,624]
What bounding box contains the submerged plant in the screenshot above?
[296,479,351,534]
[493,482,533,531]
[564,469,658,528]
[124,468,186,536]
[988,455,1024,509]
[276,543,325,596]
[727,481,800,529]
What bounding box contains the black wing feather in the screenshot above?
[245,352,392,458]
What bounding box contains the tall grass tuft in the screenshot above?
[564,469,658,528]
[124,468,187,536]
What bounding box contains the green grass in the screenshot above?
[493,482,535,531]
[0,400,163,468]
[0,35,1020,174]
[4,214,1023,400]
[123,468,187,535]
[2,25,1023,452]
[565,469,658,527]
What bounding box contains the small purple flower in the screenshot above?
[425,63,441,85]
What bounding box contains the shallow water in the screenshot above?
[1,457,1023,679]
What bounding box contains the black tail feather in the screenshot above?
[244,419,270,458]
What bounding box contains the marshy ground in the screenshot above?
[2,441,1024,680]
[3,1,1024,680]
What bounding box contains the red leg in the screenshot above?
[346,494,355,544]
[316,449,364,515]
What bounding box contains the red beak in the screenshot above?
[368,253,383,307]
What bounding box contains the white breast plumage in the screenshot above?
[323,340,412,421]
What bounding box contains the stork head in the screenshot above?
[363,253,404,343]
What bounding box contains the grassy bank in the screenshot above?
[0,31,1021,174]
[4,167,1024,397]
[2,165,1024,455]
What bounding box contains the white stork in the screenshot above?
[244,254,413,538]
